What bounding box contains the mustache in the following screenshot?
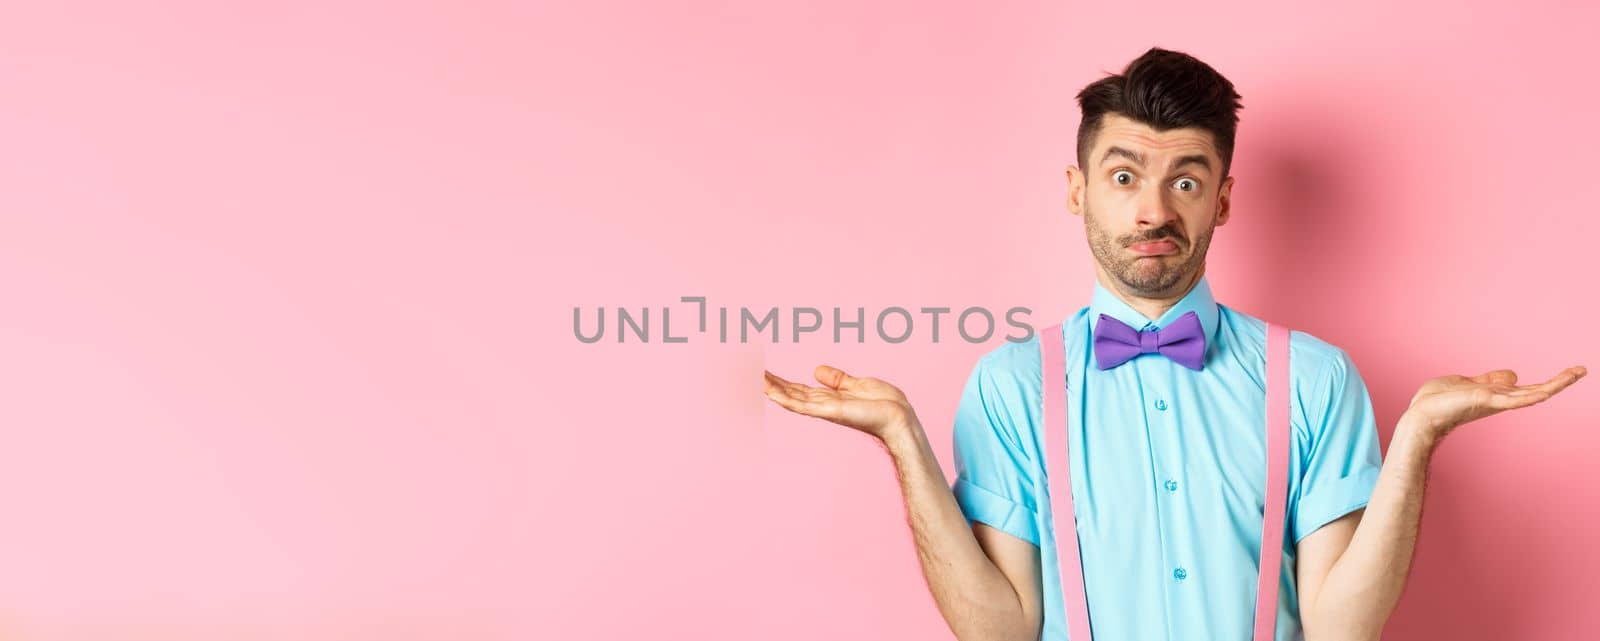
[1124,228,1184,247]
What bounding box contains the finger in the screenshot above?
[764,370,813,401]
[763,370,791,395]
[1512,366,1587,396]
[766,388,820,416]
[1488,389,1551,410]
[814,364,855,390]
[773,389,845,422]
[764,374,827,414]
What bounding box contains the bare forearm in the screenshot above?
[879,419,1035,641]
[1305,413,1437,641]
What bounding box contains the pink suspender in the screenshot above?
[1255,322,1290,641]
[1039,321,1290,641]
[1041,322,1093,641]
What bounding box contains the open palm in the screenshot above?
[762,365,917,440]
[1406,365,1586,439]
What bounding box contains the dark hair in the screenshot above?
[1076,47,1244,177]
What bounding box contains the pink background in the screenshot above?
[2,1,1596,639]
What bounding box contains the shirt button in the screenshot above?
[1164,479,1178,492]
[1154,399,1168,411]
[1173,567,1188,581]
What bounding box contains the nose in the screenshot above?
[1133,183,1180,232]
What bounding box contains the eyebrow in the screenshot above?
[1100,145,1213,174]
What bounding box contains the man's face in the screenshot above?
[1067,113,1234,297]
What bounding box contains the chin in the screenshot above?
[1119,265,1190,291]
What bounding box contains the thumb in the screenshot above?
[814,364,855,390]
[1470,369,1518,386]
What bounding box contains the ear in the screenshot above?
[1066,165,1085,217]
[1215,174,1234,227]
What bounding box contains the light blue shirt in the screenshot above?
[950,275,1383,641]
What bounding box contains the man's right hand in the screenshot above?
[762,365,918,441]
[763,364,1044,641]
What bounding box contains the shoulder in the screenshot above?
[967,307,1091,384]
[1217,304,1366,440]
[972,333,1040,382]
[1218,303,1353,379]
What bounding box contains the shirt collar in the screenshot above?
[1088,274,1221,346]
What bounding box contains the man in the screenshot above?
[761,47,1584,641]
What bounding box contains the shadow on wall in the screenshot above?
[1229,85,1524,641]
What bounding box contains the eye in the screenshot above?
[1112,170,1134,186]
[1174,177,1199,192]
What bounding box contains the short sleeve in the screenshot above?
[1292,347,1384,544]
[950,353,1041,546]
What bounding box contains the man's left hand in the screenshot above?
[1404,365,1586,443]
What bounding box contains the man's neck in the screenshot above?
[1093,264,1206,323]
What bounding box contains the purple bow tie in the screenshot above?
[1093,310,1206,371]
